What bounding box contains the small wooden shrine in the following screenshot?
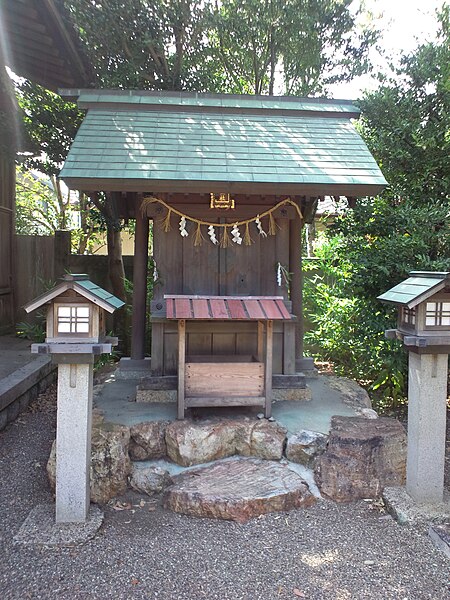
[166,294,294,418]
[59,90,386,398]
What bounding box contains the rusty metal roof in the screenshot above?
[165,295,292,320]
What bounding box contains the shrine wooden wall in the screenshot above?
[148,198,297,375]
[152,211,291,300]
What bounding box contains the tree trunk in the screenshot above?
[90,192,130,353]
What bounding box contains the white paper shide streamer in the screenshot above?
[153,259,159,282]
[179,216,188,237]
[208,225,218,245]
[255,215,267,237]
[231,224,242,245]
[277,262,282,286]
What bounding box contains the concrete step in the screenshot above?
[0,355,55,431]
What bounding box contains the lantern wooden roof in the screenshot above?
[24,274,125,314]
[59,90,387,197]
[378,272,450,309]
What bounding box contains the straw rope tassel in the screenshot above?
[268,212,277,235]
[194,222,204,246]
[162,208,172,232]
[243,222,253,246]
[220,226,230,248]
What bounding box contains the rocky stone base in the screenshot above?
[315,416,407,502]
[165,418,287,466]
[165,457,316,522]
[47,422,131,504]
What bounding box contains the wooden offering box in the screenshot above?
[165,295,293,419]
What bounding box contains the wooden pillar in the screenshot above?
[264,320,273,418]
[130,200,149,360]
[289,208,303,361]
[177,319,186,420]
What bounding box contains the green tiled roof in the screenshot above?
[60,91,387,194]
[75,279,125,311]
[23,273,125,314]
[378,272,450,309]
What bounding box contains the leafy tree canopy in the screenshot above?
[304,7,450,405]
[357,5,450,204]
[210,0,378,95]
[64,0,379,95]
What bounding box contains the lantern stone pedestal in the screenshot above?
[406,353,448,504]
[55,361,93,523]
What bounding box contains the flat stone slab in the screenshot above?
[165,457,316,522]
[13,504,104,547]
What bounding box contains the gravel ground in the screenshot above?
[0,388,449,600]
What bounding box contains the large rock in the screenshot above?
[129,464,173,496]
[47,422,131,504]
[129,421,169,460]
[315,416,407,502]
[165,457,316,522]
[166,419,243,466]
[286,430,328,467]
[247,420,287,460]
[165,419,287,467]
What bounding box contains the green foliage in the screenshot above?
[64,0,378,96]
[16,320,46,343]
[17,81,83,177]
[305,9,450,410]
[357,6,450,204]
[304,238,408,408]
[65,0,216,91]
[15,167,62,235]
[210,0,378,95]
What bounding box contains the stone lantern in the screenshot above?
[378,271,450,504]
[24,274,125,523]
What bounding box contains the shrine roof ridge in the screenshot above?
[59,89,360,117]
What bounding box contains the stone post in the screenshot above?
[406,352,448,504]
[55,361,93,523]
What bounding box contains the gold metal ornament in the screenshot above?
[210,193,235,210]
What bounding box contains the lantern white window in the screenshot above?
[402,307,416,326]
[56,305,90,334]
[425,301,450,328]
